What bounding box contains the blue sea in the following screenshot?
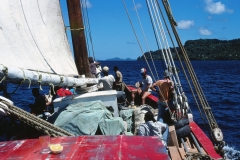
[4,60,240,153]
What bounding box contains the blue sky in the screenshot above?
[60,0,240,60]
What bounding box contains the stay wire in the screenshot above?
[83,0,96,60]
[121,0,156,82]
[144,0,171,104]
[155,0,197,116]
[145,0,165,72]
[132,0,159,81]
[160,1,211,133]
[146,0,168,69]
[145,0,164,70]
[151,0,182,95]
[80,0,91,57]
[162,0,218,134]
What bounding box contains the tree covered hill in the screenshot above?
[137,39,240,60]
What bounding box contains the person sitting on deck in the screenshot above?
[131,68,152,106]
[98,66,115,91]
[138,111,169,147]
[150,70,174,123]
[29,88,47,116]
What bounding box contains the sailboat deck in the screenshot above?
[0,136,168,159]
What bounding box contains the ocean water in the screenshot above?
[3,60,240,152]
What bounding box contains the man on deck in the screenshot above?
[150,70,174,122]
[131,68,153,105]
[98,66,115,90]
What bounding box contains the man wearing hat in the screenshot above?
[131,68,153,105]
[98,66,115,90]
[150,70,174,122]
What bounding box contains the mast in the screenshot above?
[67,0,91,77]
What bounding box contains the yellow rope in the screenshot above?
[37,71,43,90]
[11,68,31,93]
[48,73,56,95]
[65,26,84,31]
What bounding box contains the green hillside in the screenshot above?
[137,39,240,60]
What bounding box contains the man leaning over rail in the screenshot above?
[150,70,174,123]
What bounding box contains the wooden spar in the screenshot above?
[66,0,91,78]
[0,65,97,87]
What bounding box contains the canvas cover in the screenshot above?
[0,0,78,75]
[54,100,125,136]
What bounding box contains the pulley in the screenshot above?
[212,127,224,142]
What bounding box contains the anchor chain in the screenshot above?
[0,99,73,137]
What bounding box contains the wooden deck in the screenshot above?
[168,125,206,160]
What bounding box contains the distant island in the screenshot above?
[137,38,240,60]
[104,57,135,61]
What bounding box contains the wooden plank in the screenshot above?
[201,147,207,154]
[168,126,179,147]
[178,147,186,159]
[168,146,182,160]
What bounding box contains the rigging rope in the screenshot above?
[153,0,212,131]
[145,1,165,71]
[132,0,160,81]
[161,0,224,150]
[147,0,182,96]
[8,68,31,94]
[0,98,73,137]
[152,0,202,122]
[121,0,156,83]
[65,26,84,31]
[145,0,184,120]
[80,0,96,60]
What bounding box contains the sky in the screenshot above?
[60,0,240,60]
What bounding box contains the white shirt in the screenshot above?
[99,75,115,90]
[141,75,153,91]
[138,121,167,139]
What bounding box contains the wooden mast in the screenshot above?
[67,0,91,77]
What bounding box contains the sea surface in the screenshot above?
[4,60,240,151]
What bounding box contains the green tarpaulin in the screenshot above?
[54,100,125,136]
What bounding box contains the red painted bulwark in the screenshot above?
[127,86,158,103]
[0,136,168,160]
[190,121,222,159]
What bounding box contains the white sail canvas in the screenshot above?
[0,0,78,76]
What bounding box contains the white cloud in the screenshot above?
[205,0,233,14]
[177,20,194,29]
[82,0,92,8]
[134,3,142,10]
[199,27,212,35]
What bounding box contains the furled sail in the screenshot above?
[0,0,78,76]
